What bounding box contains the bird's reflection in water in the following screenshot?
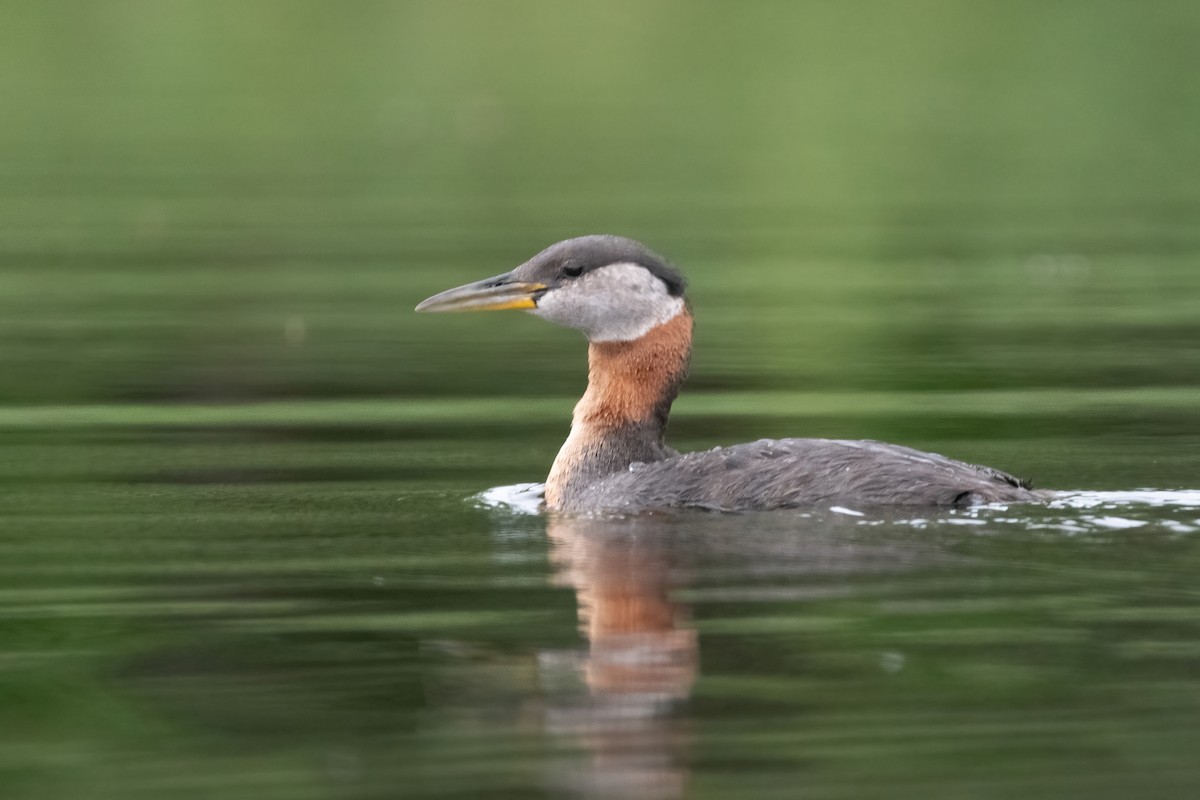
[541,512,696,800]
[535,507,951,799]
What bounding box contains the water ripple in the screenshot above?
[477,485,1200,536]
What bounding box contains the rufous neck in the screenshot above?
[577,309,693,435]
[544,309,692,510]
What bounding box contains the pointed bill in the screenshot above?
[415,272,548,313]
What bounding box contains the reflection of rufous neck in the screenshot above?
[546,515,696,800]
[548,517,697,698]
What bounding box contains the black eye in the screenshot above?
[562,264,583,278]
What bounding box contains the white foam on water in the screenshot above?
[829,506,865,517]
[1049,490,1200,510]
[476,483,545,515]
[916,490,1200,536]
[1083,516,1148,530]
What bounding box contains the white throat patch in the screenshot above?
[531,263,685,342]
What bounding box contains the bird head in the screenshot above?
[416,235,687,342]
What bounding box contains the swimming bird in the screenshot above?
[416,235,1048,512]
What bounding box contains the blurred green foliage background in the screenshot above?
[3,0,1198,409]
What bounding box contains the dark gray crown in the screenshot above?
[522,235,686,296]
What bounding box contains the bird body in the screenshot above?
[567,437,1041,512]
[417,235,1049,512]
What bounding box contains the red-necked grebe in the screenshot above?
[416,235,1048,512]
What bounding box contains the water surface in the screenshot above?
[5,420,1200,799]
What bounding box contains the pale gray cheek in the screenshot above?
[530,295,585,331]
[528,264,683,341]
[534,296,683,342]
[534,296,618,338]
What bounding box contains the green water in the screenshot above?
[4,2,1200,798]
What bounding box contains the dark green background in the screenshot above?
[2,2,1199,798]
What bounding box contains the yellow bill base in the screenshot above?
[472,296,538,311]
